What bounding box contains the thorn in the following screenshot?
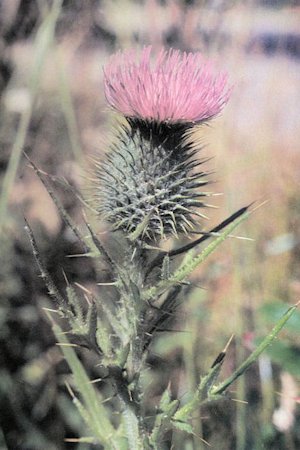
[210,335,234,369]
[190,432,211,447]
[101,396,113,404]
[156,328,191,333]
[62,269,69,286]
[83,293,92,306]
[66,253,90,258]
[94,363,105,368]
[56,330,74,336]
[202,203,219,209]
[210,192,224,197]
[64,437,94,443]
[189,282,208,290]
[65,381,75,399]
[87,377,103,385]
[223,334,235,353]
[74,282,92,295]
[42,307,60,314]
[56,343,79,348]
[143,243,163,251]
[231,398,248,404]
[199,437,211,447]
[96,282,117,286]
[131,246,137,261]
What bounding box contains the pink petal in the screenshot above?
[103,46,231,124]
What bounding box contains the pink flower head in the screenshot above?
[103,46,230,124]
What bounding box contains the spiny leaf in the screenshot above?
[174,346,227,422]
[66,285,84,324]
[171,420,194,434]
[146,205,250,276]
[24,218,69,312]
[53,322,119,449]
[87,301,100,350]
[143,207,250,300]
[150,396,179,446]
[211,301,300,396]
[158,387,172,410]
[85,219,117,271]
[24,153,90,252]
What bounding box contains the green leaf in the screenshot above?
[150,393,179,447]
[143,208,250,301]
[172,420,194,435]
[66,285,84,324]
[52,321,120,449]
[174,354,225,422]
[158,387,172,410]
[211,301,300,396]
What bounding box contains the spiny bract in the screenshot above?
[94,122,211,242]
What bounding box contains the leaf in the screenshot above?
[24,154,89,251]
[150,397,179,447]
[52,322,119,449]
[143,207,250,300]
[158,387,172,411]
[211,301,300,396]
[66,285,84,324]
[174,348,226,422]
[172,420,194,435]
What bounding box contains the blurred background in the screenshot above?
[0,0,300,449]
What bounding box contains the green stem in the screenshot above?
[108,365,143,450]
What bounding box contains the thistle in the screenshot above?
[96,46,230,241]
[25,46,298,450]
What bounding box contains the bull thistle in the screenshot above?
[97,47,230,241]
[25,46,298,449]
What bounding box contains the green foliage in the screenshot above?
[2,1,298,448]
[150,388,180,447]
[26,184,299,448]
[143,207,250,301]
[22,35,299,447]
[53,322,122,450]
